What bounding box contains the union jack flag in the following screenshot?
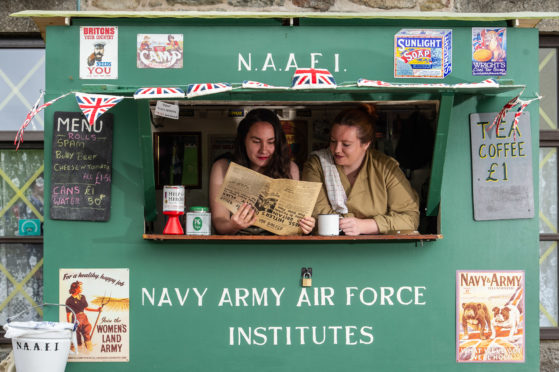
[186,83,232,98]
[473,28,506,52]
[357,79,393,87]
[134,87,185,99]
[14,91,72,150]
[454,79,499,88]
[505,285,523,309]
[75,93,124,126]
[511,95,541,140]
[291,68,336,89]
[242,80,288,90]
[488,94,541,140]
[488,94,520,133]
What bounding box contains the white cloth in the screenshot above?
[311,149,348,214]
[4,321,78,353]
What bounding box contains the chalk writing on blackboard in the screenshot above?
[50,112,113,221]
[470,112,533,221]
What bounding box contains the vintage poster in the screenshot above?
[457,270,524,363]
[79,26,118,79]
[59,268,129,362]
[472,28,507,76]
[137,34,183,68]
[394,29,452,78]
[216,162,321,235]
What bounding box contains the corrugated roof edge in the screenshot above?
[9,10,559,21]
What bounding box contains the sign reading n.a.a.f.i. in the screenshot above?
[469,112,533,220]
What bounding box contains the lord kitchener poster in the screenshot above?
[59,268,129,362]
[456,270,524,363]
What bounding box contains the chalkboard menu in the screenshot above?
[50,112,113,221]
[470,112,533,220]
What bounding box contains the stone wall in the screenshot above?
[2,0,558,33]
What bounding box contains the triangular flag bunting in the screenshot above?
[487,94,520,133]
[186,83,232,98]
[291,68,336,89]
[510,95,541,141]
[134,87,185,99]
[75,93,124,126]
[454,79,499,88]
[14,91,72,150]
[357,79,393,87]
[241,80,289,90]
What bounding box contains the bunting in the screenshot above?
[186,83,232,98]
[291,68,336,89]
[510,96,541,140]
[357,79,393,87]
[241,80,288,90]
[14,91,72,150]
[487,94,520,133]
[12,75,527,150]
[75,93,124,126]
[134,87,185,99]
[487,93,541,140]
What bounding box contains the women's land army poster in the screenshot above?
[456,270,524,363]
[59,268,129,362]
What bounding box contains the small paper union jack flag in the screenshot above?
[75,93,124,126]
[488,94,520,133]
[241,80,288,90]
[133,87,185,99]
[14,91,72,150]
[291,68,336,89]
[186,83,232,98]
[357,79,393,87]
[454,79,499,88]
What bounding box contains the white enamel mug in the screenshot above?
[318,214,340,236]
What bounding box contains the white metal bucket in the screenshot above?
[11,331,72,372]
[3,304,78,372]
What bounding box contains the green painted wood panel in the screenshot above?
[41,18,540,372]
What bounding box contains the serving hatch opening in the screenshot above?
[147,100,440,238]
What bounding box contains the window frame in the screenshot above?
[540,34,559,340]
[0,35,45,244]
[0,36,46,343]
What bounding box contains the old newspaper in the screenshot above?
[216,162,321,235]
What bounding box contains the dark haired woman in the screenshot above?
[209,108,315,235]
[302,104,419,235]
[65,281,102,351]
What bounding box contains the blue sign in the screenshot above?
[18,219,41,236]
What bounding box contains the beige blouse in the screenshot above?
[302,149,420,233]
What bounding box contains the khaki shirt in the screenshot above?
[302,149,420,233]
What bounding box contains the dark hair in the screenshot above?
[233,108,292,179]
[332,104,377,144]
[69,281,82,294]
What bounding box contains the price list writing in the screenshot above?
[469,112,533,221]
[50,112,113,221]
